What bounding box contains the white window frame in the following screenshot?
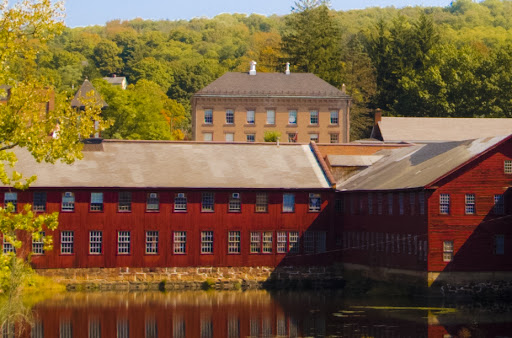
[288,110,297,125]
[61,231,74,254]
[174,193,187,212]
[228,231,241,254]
[266,109,275,125]
[204,109,213,124]
[308,193,321,212]
[226,109,234,124]
[117,231,131,255]
[443,240,454,262]
[246,110,255,124]
[440,194,450,214]
[229,193,241,212]
[146,192,159,212]
[90,192,104,212]
[118,191,131,212]
[173,231,186,254]
[465,194,475,215]
[145,231,159,255]
[255,193,268,212]
[201,231,214,254]
[504,160,512,174]
[330,110,339,124]
[309,133,319,142]
[283,193,295,212]
[225,133,234,142]
[309,110,319,125]
[203,132,213,141]
[89,231,102,255]
[201,192,214,212]
[246,134,255,142]
[32,231,45,255]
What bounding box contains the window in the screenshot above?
[494,194,505,215]
[61,231,74,254]
[277,232,287,253]
[117,319,129,338]
[90,192,103,211]
[246,110,255,124]
[225,133,234,142]
[266,109,275,124]
[204,109,213,124]
[505,160,512,174]
[250,232,273,254]
[118,191,131,212]
[255,193,268,212]
[419,192,425,215]
[4,192,17,212]
[330,133,339,143]
[32,231,45,255]
[368,193,373,215]
[377,193,383,215]
[310,110,318,124]
[399,193,404,215]
[145,231,159,254]
[465,194,475,214]
[3,237,14,254]
[309,134,319,142]
[330,110,339,124]
[283,193,295,212]
[203,132,213,141]
[304,232,315,254]
[288,110,297,125]
[443,240,454,262]
[289,231,299,253]
[387,193,393,215]
[60,320,72,338]
[440,194,450,214]
[316,232,326,253]
[62,192,75,212]
[145,318,157,338]
[309,193,321,212]
[228,231,241,254]
[409,192,415,215]
[201,231,213,254]
[89,231,102,255]
[118,231,131,254]
[89,319,101,338]
[173,231,187,254]
[146,192,159,211]
[33,192,46,212]
[288,133,297,143]
[226,109,234,124]
[201,192,214,212]
[229,193,241,212]
[246,134,255,142]
[174,193,187,212]
[495,234,505,255]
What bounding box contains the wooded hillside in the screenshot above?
[35,0,512,140]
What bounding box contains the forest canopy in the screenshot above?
[37,0,512,140]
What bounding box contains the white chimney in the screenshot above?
[249,61,257,76]
[285,62,290,75]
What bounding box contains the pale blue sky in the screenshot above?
[64,0,454,27]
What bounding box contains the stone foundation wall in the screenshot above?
[37,266,344,291]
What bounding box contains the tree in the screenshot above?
[264,131,282,142]
[281,3,343,87]
[92,40,123,76]
[0,0,104,305]
[291,0,331,12]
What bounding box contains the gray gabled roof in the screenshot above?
[195,72,350,99]
[373,117,512,142]
[9,140,330,190]
[71,79,107,108]
[338,135,510,191]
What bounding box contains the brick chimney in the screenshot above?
[374,108,382,125]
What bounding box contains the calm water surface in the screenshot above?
[22,290,512,337]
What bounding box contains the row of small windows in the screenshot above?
[442,235,505,262]
[204,109,340,126]
[7,230,327,256]
[342,232,428,262]
[203,132,340,143]
[439,193,506,215]
[2,192,322,213]
[335,192,426,216]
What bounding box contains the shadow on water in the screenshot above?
[4,290,512,337]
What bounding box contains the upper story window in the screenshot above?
[409,192,415,215]
[229,193,241,212]
[368,193,373,215]
[310,110,319,125]
[118,192,131,212]
[3,237,14,254]
[226,109,234,124]
[283,193,295,212]
[288,110,297,125]
[309,134,319,143]
[118,231,131,255]
[494,194,505,215]
[440,194,450,214]
[4,192,17,212]
[266,110,275,125]
[203,133,213,141]
[173,231,187,254]
[146,192,159,212]
[145,231,159,255]
[201,231,214,254]
[246,110,255,124]
[377,193,383,215]
[202,192,214,212]
[32,231,45,255]
[246,134,255,143]
[89,231,102,255]
[330,110,339,124]
[204,109,213,124]
[387,193,393,215]
[62,192,75,212]
[465,194,475,215]
[419,192,425,215]
[228,231,241,254]
[335,197,343,214]
[399,193,404,215]
[90,192,104,212]
[174,193,187,212]
[61,231,74,254]
[255,193,268,212]
[443,240,453,262]
[505,160,512,174]
[495,234,505,255]
[33,192,47,212]
[309,193,321,212]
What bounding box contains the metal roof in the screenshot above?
[338,135,510,191]
[374,117,512,142]
[195,72,350,99]
[9,140,330,190]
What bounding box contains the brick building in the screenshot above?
[191,62,351,143]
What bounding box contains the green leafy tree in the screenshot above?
[92,40,123,76]
[281,3,343,87]
[264,131,282,142]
